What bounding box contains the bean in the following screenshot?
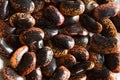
[9,13,35,28]
[60,0,85,16]
[36,46,53,67]
[44,5,65,26]
[69,45,89,62]
[41,58,57,77]
[94,2,119,20]
[16,52,36,76]
[10,0,35,13]
[10,46,28,68]
[19,27,44,45]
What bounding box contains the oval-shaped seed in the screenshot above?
[9,13,35,28]
[90,34,120,54]
[10,46,28,68]
[56,54,76,69]
[19,27,44,45]
[10,0,35,13]
[60,0,85,16]
[52,34,75,49]
[80,14,102,33]
[44,5,64,26]
[41,58,57,77]
[69,45,89,62]
[16,52,36,76]
[36,46,53,67]
[100,18,117,38]
[94,2,119,20]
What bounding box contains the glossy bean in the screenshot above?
[60,0,85,16]
[19,27,44,45]
[16,52,36,75]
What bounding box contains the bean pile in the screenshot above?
[0,0,120,80]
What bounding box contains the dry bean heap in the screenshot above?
[0,0,120,80]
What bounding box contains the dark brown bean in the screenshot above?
[10,46,29,68]
[56,54,76,69]
[19,27,44,45]
[9,13,35,28]
[10,0,35,13]
[94,2,119,20]
[90,34,120,54]
[104,53,120,73]
[41,58,57,77]
[60,0,85,16]
[99,18,117,38]
[36,46,53,67]
[50,66,70,80]
[44,5,65,26]
[26,67,42,80]
[69,45,89,62]
[16,52,36,76]
[80,14,102,33]
[52,34,75,49]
